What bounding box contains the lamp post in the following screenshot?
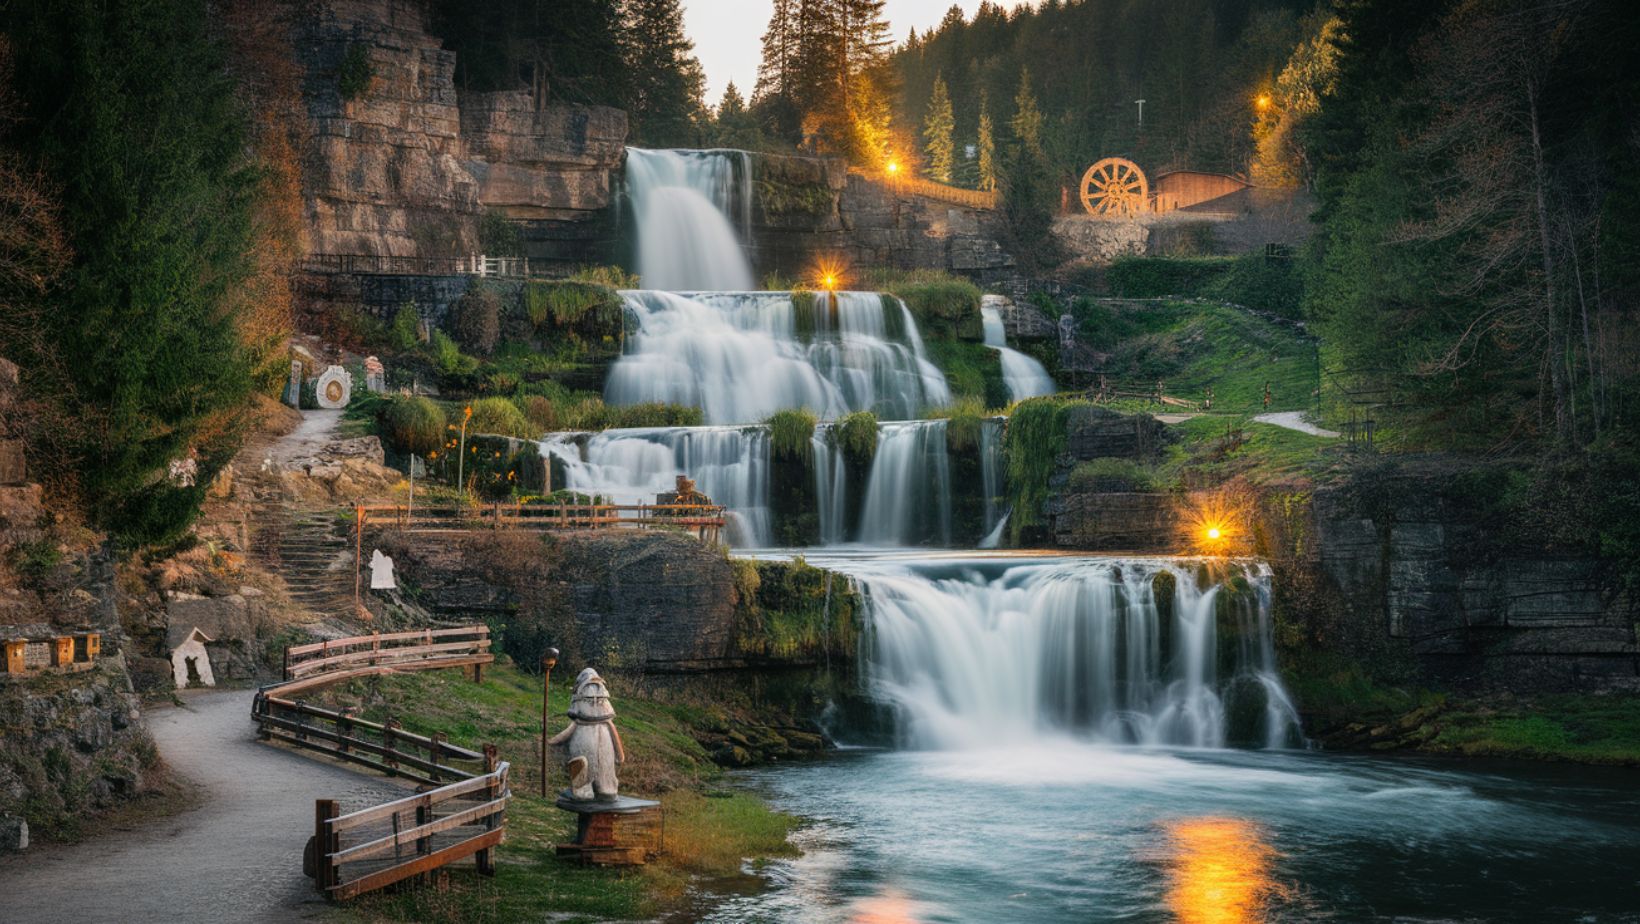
[456,405,472,497]
[540,647,559,797]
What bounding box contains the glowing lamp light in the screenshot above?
[886,160,900,174]
[1255,93,1272,111]
[1206,526,1222,540]
[822,274,838,290]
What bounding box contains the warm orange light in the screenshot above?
[1255,93,1272,111]
[1206,526,1222,540]
[823,274,838,289]
[886,160,900,174]
[1163,817,1282,924]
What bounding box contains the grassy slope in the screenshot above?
[1158,414,1337,487]
[322,661,798,923]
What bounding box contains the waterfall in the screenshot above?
[540,427,771,546]
[624,148,754,291]
[978,417,1004,541]
[853,557,1303,750]
[857,420,952,546]
[812,426,848,545]
[981,305,1055,402]
[606,290,950,425]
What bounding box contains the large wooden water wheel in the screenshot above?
[1079,157,1149,218]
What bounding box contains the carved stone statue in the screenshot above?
[548,667,625,801]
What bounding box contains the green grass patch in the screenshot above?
[1427,696,1640,764]
[1003,396,1093,541]
[925,394,987,451]
[860,268,982,340]
[923,339,1007,409]
[831,411,878,465]
[1067,457,1159,493]
[1158,415,1334,486]
[319,661,802,922]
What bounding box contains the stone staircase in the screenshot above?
[251,505,356,616]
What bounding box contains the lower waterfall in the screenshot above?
[849,556,1302,750]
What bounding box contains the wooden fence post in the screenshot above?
[477,744,499,876]
[383,719,400,777]
[314,799,339,894]
[428,731,446,783]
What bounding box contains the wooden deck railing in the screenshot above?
[252,625,508,901]
[282,626,493,685]
[851,167,1000,209]
[356,502,729,544]
[311,753,510,901]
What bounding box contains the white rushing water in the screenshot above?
[857,421,953,546]
[540,427,772,546]
[625,148,754,291]
[606,290,950,425]
[981,304,1055,402]
[845,555,1302,750]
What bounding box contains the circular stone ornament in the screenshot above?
[315,365,353,409]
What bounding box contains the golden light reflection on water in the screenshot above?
[1162,817,1282,924]
[848,888,924,924]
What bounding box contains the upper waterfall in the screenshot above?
[624,148,754,291]
[981,304,1055,402]
[606,290,950,425]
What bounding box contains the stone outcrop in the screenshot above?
[1048,492,1179,550]
[297,0,479,257]
[1300,476,1639,692]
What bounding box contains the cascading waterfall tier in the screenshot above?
[540,427,772,547]
[624,148,755,292]
[606,290,950,425]
[981,304,1055,402]
[850,556,1302,750]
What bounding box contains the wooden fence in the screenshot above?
[853,167,999,209]
[357,502,729,545]
[300,253,532,278]
[311,754,510,901]
[252,625,508,900]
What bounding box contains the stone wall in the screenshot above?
[1293,475,1640,693]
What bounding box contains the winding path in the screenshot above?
[0,689,404,923]
[1252,410,1341,437]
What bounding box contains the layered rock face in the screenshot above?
[294,0,626,266]
[1300,476,1639,692]
[1040,408,1180,550]
[297,0,479,257]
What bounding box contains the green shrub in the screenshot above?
[523,395,559,432]
[927,395,987,451]
[1205,253,1304,319]
[484,371,521,395]
[447,286,502,356]
[467,396,534,438]
[390,305,423,351]
[1068,457,1159,492]
[562,398,610,431]
[924,340,1008,409]
[428,330,478,377]
[479,210,522,257]
[866,269,983,339]
[338,43,372,100]
[1004,396,1093,540]
[10,539,63,585]
[524,280,623,332]
[382,396,446,457]
[568,265,639,289]
[1106,256,1235,297]
[606,402,703,428]
[833,411,878,465]
[767,409,817,461]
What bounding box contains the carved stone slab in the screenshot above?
[315,365,353,409]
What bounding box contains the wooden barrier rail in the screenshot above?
[283,626,492,683]
[312,753,510,900]
[356,502,729,545]
[253,624,508,900]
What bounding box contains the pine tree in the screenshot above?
[1010,66,1043,156]
[624,0,706,146]
[976,90,997,191]
[923,73,954,182]
[711,81,763,149]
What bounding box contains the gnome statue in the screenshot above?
[548,667,626,801]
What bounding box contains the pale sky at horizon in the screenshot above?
[684,0,1036,107]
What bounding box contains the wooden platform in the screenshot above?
[553,793,663,866]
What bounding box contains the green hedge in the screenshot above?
[1105,255,1304,319]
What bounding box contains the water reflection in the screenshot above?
[848,888,927,923]
[1162,817,1281,924]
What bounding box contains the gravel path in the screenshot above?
[262,409,346,470]
[0,689,405,923]
[1253,410,1341,437]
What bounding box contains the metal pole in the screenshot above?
[353,505,364,611]
[540,647,559,797]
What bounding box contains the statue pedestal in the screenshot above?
[554,792,663,866]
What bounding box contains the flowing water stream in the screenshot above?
[577,149,1640,921]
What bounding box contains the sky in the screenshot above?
[685,0,1035,108]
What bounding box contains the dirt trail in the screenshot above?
[1252,410,1341,437]
[0,689,404,923]
[261,408,346,470]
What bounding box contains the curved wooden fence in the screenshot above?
[357,501,729,544]
[253,625,505,901]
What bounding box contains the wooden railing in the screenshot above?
[282,626,493,686]
[853,167,1000,209]
[357,502,729,544]
[299,253,532,278]
[251,625,508,901]
[311,754,509,901]
[254,695,488,787]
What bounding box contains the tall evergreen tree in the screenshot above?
[624,0,706,146]
[922,72,954,182]
[976,90,997,191]
[3,0,264,543]
[1010,66,1043,157]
